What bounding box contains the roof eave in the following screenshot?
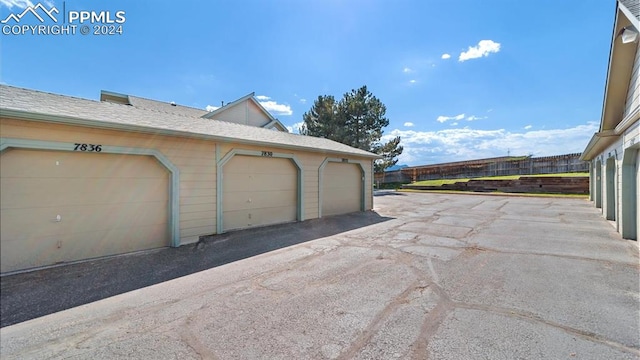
[0,108,379,159]
[580,131,619,161]
[263,119,289,132]
[599,2,639,132]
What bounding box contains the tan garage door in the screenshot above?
[322,162,362,217]
[0,149,170,273]
[223,155,297,231]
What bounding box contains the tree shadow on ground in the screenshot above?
[0,211,393,328]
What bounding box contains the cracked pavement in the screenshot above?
[1,192,639,359]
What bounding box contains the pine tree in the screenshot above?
[301,86,403,172]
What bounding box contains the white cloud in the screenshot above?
[205,105,219,112]
[459,40,501,62]
[1,0,54,8]
[436,113,465,123]
[300,98,307,104]
[409,79,416,84]
[404,122,414,127]
[524,125,532,130]
[466,115,487,121]
[259,100,293,116]
[381,122,598,165]
[0,0,34,9]
[286,121,304,134]
[255,95,293,116]
[441,53,451,59]
[403,67,413,73]
[450,122,458,126]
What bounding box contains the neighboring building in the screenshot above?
[581,0,639,240]
[0,85,378,273]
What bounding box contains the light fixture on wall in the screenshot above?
[620,26,639,44]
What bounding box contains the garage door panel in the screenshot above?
[223,180,251,193]
[223,208,297,230]
[223,192,251,212]
[1,236,61,272]
[223,155,297,231]
[224,156,295,173]
[222,157,251,173]
[223,175,295,193]
[1,149,170,273]
[245,159,294,174]
[255,174,296,190]
[1,204,168,240]
[1,177,168,208]
[1,224,168,272]
[249,207,297,227]
[222,209,252,230]
[249,190,297,208]
[1,150,167,179]
[322,162,362,217]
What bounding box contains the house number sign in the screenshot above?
[74,143,103,152]
[261,151,273,157]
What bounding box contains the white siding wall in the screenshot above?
[636,150,640,238]
[623,44,640,119]
[595,120,640,234]
[600,140,620,224]
[592,44,640,238]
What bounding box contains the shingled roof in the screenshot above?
[127,95,210,118]
[0,85,379,159]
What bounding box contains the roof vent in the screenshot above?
[170,101,176,106]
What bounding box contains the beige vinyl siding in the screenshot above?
[297,153,323,219]
[212,103,245,125]
[0,118,217,245]
[1,149,169,273]
[624,44,640,118]
[212,101,270,127]
[247,100,271,127]
[214,100,269,127]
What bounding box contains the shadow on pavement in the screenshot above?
[0,211,392,328]
[373,190,407,197]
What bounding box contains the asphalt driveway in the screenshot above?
[1,210,391,328]
[1,192,639,359]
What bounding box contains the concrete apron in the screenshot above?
[1,193,638,359]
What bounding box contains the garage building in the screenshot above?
[581,0,639,240]
[0,85,378,273]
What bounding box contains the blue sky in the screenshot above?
[1,0,614,166]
